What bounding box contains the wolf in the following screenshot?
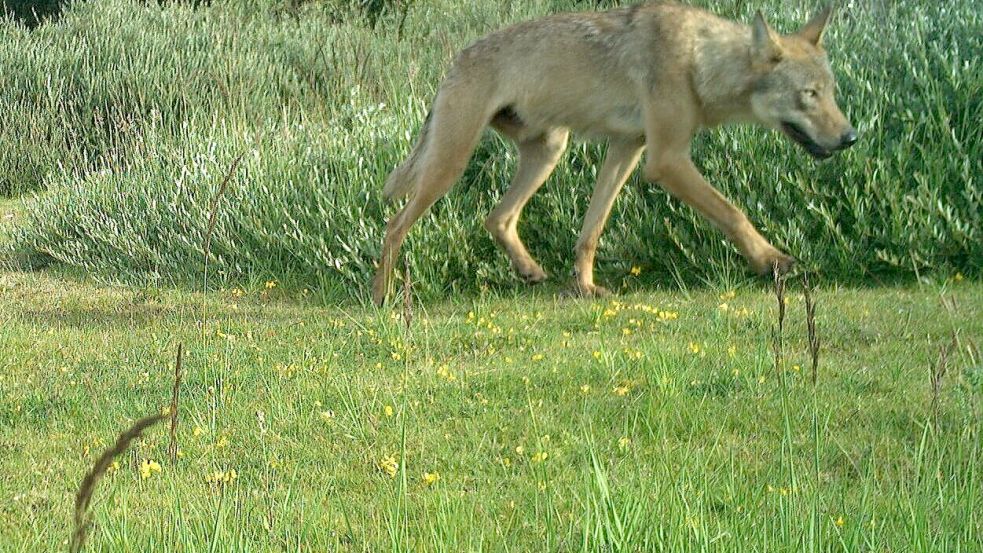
[372,2,857,305]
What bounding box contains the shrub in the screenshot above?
[4,0,981,297]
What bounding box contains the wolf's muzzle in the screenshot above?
[836,128,858,150]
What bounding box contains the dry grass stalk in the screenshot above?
[71,413,167,553]
[395,0,412,40]
[402,258,413,329]
[200,150,246,337]
[168,343,183,463]
[802,272,820,385]
[939,294,980,366]
[202,150,246,270]
[772,262,788,375]
[930,335,956,433]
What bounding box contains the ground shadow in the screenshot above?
[2,0,212,29]
[2,0,71,28]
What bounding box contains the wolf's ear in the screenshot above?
[798,5,833,46]
[752,11,783,64]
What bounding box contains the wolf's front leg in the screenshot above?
[569,141,645,297]
[642,97,795,276]
[644,154,794,276]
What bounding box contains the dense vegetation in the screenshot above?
[2,0,980,298]
[1,2,980,549]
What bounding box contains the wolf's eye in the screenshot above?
[803,89,818,99]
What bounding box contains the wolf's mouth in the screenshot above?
[781,122,832,160]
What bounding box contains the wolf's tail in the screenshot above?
[382,110,433,202]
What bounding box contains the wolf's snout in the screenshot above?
[837,128,858,150]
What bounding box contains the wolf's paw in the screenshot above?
[515,261,548,284]
[561,282,611,299]
[371,271,389,307]
[752,251,796,277]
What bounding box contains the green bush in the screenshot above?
[4,0,981,298]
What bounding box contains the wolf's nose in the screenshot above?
[839,128,858,149]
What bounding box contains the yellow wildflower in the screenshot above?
[265,280,277,289]
[580,384,591,394]
[140,459,162,480]
[688,342,702,354]
[378,455,399,478]
[436,364,457,381]
[834,516,845,527]
[206,469,238,486]
[658,310,678,321]
[630,266,641,276]
[531,353,544,362]
[618,437,631,450]
[531,451,549,463]
[422,472,441,486]
[384,405,394,418]
[613,385,630,396]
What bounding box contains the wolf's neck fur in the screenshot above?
[691,25,760,126]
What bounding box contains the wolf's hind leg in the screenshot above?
[485,128,569,283]
[372,95,490,305]
[570,140,645,297]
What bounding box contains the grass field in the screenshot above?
[1,0,982,550]
[1,0,980,295]
[1,267,981,550]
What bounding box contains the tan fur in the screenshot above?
[372,2,856,305]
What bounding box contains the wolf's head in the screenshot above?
[748,7,857,159]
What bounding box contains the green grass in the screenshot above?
[0,0,981,549]
[0,0,980,297]
[0,198,22,245]
[1,270,980,550]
